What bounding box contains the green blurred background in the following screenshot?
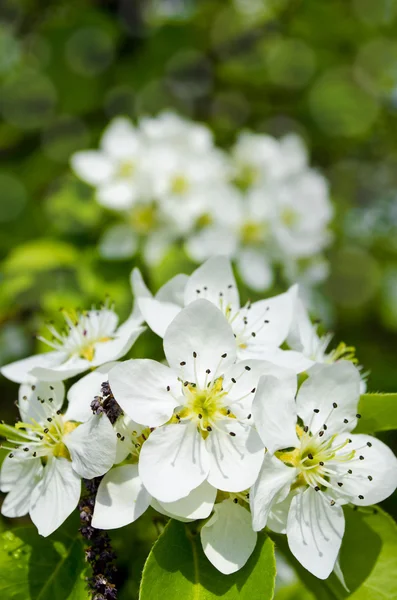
[0,1,397,597]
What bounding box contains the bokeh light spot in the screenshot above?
[0,172,27,223]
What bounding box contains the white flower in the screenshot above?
[0,381,117,536]
[250,362,397,579]
[287,296,368,391]
[134,256,312,372]
[1,303,144,383]
[201,498,257,574]
[271,171,333,259]
[186,188,276,291]
[71,117,148,211]
[109,299,275,503]
[140,111,215,155]
[232,132,308,188]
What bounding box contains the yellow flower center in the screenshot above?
[130,204,157,233]
[281,207,299,227]
[240,220,267,245]
[171,174,190,195]
[173,377,234,438]
[118,160,135,178]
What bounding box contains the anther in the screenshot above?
[251,332,256,337]
[9,453,13,458]
[358,495,364,500]
[229,432,236,437]
[167,386,170,391]
[196,289,200,294]
[32,385,36,390]
[33,452,37,457]
[251,388,256,393]
[117,433,121,438]
[368,475,373,481]
[330,500,336,506]
[344,419,348,424]
[245,366,251,371]
[247,414,252,420]
[319,431,324,437]
[308,453,313,460]
[319,461,324,466]
[314,486,320,491]
[231,377,236,383]
[333,402,338,409]
[221,353,227,358]
[56,410,61,415]
[198,414,203,419]
[348,469,352,474]
[180,361,186,366]
[337,482,343,487]
[314,408,320,413]
[47,417,52,422]
[23,447,29,452]
[356,413,361,419]
[184,381,189,387]
[193,351,197,358]
[359,455,364,460]
[228,284,233,289]
[304,426,308,433]
[206,369,211,374]
[367,442,372,447]
[176,414,181,421]
[44,428,49,434]
[50,386,54,390]
[323,424,327,430]
[206,426,212,432]
[233,498,238,503]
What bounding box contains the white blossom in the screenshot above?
[1,303,144,383]
[134,256,312,372]
[108,299,288,503]
[0,381,117,536]
[250,362,397,579]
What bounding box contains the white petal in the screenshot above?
[250,348,314,373]
[201,499,257,574]
[90,325,145,367]
[30,354,90,381]
[234,286,297,357]
[237,249,274,292]
[156,274,189,305]
[92,464,151,529]
[142,231,173,266]
[109,359,180,426]
[287,489,345,580]
[163,299,236,386]
[224,360,294,420]
[158,480,216,520]
[296,362,361,435]
[250,454,296,531]
[184,257,239,313]
[186,227,238,263]
[1,352,63,384]
[100,117,140,159]
[30,457,81,537]
[99,224,137,259]
[1,457,43,518]
[114,416,144,464]
[65,362,118,422]
[252,375,298,453]
[206,420,264,492]
[138,297,181,338]
[97,181,137,211]
[18,380,64,423]
[139,423,210,502]
[331,434,397,506]
[267,494,293,534]
[70,151,115,185]
[65,414,117,479]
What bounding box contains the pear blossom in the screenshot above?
[250,362,397,579]
[108,299,290,503]
[1,303,144,383]
[0,381,117,536]
[232,132,308,188]
[71,117,148,211]
[134,256,312,372]
[287,296,368,391]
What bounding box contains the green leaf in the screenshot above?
[272,506,397,600]
[355,394,397,433]
[139,519,276,600]
[0,516,89,600]
[3,240,79,274]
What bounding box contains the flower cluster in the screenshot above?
[71,113,333,291]
[1,257,396,583]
